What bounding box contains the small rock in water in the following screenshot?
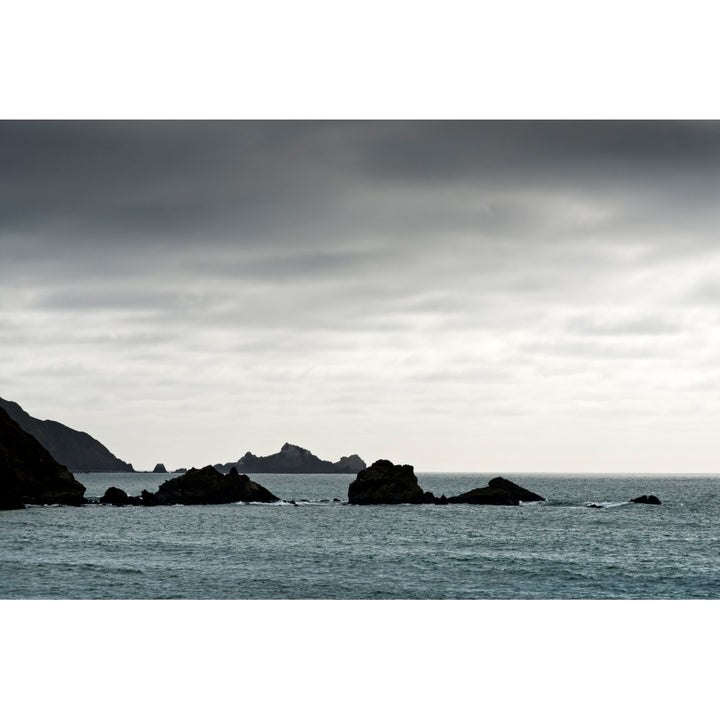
[447,477,545,505]
[630,494,661,505]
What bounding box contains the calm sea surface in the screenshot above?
[2,471,718,599]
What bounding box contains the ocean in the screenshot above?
[2,471,718,599]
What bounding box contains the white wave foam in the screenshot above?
[584,500,630,509]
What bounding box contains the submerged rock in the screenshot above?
[142,465,280,505]
[447,477,545,506]
[1,406,86,510]
[630,494,661,505]
[348,459,429,504]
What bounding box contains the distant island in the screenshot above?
[0,397,134,473]
[214,442,366,474]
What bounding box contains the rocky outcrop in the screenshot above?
[99,486,141,506]
[447,477,545,505]
[215,442,367,474]
[152,463,167,473]
[0,397,134,472]
[348,462,543,506]
[348,459,428,504]
[630,494,661,505]
[141,466,280,505]
[1,407,87,509]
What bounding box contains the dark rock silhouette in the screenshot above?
[348,462,543,506]
[630,494,661,505]
[141,489,159,506]
[173,468,187,473]
[216,442,366,474]
[0,397,134,472]
[1,406,87,510]
[448,477,545,505]
[332,454,367,473]
[348,459,428,504]
[152,463,167,473]
[100,486,141,506]
[141,465,280,505]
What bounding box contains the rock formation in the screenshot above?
[99,486,141,506]
[447,477,545,505]
[630,494,661,505]
[348,459,428,504]
[1,406,87,510]
[140,466,279,505]
[331,454,367,474]
[0,397,134,472]
[348,461,543,506]
[215,442,366,474]
[152,463,167,473]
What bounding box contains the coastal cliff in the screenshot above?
[0,406,87,509]
[0,397,134,473]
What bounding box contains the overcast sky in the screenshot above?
[2,120,720,472]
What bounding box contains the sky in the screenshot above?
[3,120,720,472]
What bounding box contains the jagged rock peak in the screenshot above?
[215,443,367,474]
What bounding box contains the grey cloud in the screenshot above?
[4,120,720,471]
[565,314,682,336]
[682,280,720,306]
[358,121,720,182]
[515,336,681,360]
[5,121,720,254]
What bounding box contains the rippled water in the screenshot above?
[2,472,718,599]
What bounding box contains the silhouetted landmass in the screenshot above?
[0,397,134,473]
[99,465,280,505]
[630,494,661,505]
[348,460,544,505]
[100,486,141,506]
[215,442,366,474]
[0,407,87,510]
[152,463,167,473]
[447,476,545,505]
[348,459,442,504]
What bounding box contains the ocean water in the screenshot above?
[1,471,719,599]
